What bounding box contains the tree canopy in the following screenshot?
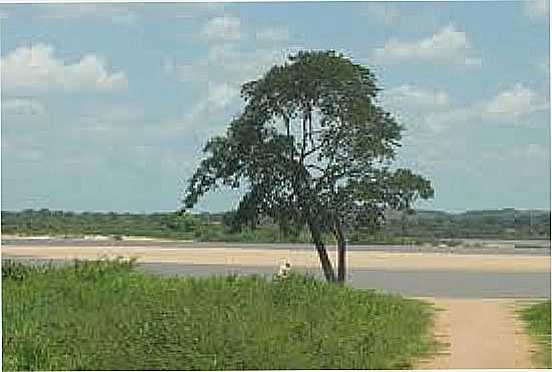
[184,50,434,282]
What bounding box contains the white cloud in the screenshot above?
[207,44,290,83]
[202,16,241,41]
[483,83,549,118]
[37,4,138,25]
[162,43,291,145]
[2,98,46,116]
[393,84,548,183]
[1,43,127,95]
[416,84,549,131]
[384,82,548,137]
[523,0,549,20]
[180,81,241,136]
[207,82,239,109]
[384,85,451,111]
[422,108,474,132]
[255,27,289,42]
[373,24,481,67]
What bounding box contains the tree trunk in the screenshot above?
[308,220,336,282]
[334,222,346,283]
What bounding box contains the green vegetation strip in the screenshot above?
[2,208,550,244]
[3,259,435,370]
[521,300,551,368]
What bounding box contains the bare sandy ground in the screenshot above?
[2,244,550,273]
[415,298,540,369]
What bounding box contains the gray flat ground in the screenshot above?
[139,263,551,298]
[4,256,549,298]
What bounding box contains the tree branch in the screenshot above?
[300,109,308,165]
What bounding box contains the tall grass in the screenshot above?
[521,300,551,368]
[3,259,435,370]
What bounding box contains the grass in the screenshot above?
[3,259,436,371]
[521,300,551,368]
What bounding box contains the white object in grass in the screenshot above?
[278,261,291,278]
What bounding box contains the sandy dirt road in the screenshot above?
[416,298,540,369]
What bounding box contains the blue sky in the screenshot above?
[0,1,550,213]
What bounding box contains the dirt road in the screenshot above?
[416,298,539,369]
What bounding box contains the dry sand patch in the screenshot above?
[1,245,550,273]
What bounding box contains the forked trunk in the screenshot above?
[308,220,336,282]
[334,222,346,283]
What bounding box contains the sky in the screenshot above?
[0,1,550,213]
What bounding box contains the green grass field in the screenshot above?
[3,259,436,371]
[521,300,551,368]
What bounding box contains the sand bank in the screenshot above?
[2,245,549,273]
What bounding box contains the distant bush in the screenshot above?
[2,208,550,243]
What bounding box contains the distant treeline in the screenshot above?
[1,208,550,244]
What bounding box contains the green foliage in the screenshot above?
[1,210,201,240]
[521,301,551,368]
[3,261,435,371]
[184,50,433,240]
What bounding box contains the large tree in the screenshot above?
[184,50,434,282]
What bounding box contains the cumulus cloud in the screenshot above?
[419,84,549,130]
[255,26,289,42]
[373,24,481,67]
[483,83,549,118]
[383,82,548,137]
[202,16,241,41]
[1,43,128,95]
[523,0,549,20]
[384,85,451,111]
[163,44,294,146]
[207,82,240,109]
[207,43,291,83]
[179,81,241,137]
